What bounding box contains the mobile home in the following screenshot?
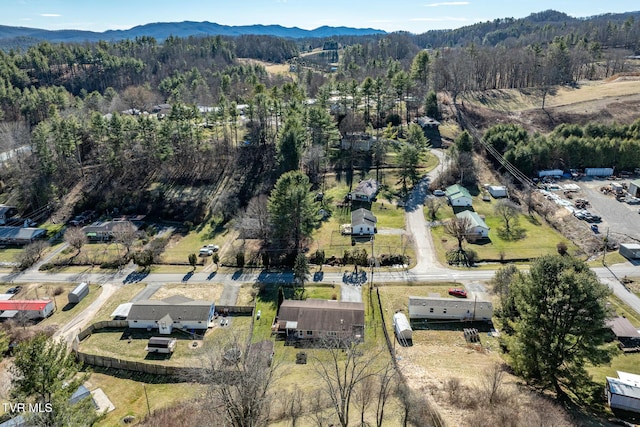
[408,296,493,321]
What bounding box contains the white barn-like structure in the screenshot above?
[393,312,412,341]
[408,296,493,321]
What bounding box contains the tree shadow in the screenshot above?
[497,227,526,241]
[182,271,194,282]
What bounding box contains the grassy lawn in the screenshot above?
[161,222,230,264]
[79,316,252,366]
[0,247,21,263]
[89,371,206,427]
[150,283,225,302]
[49,242,125,267]
[431,195,578,263]
[92,283,146,322]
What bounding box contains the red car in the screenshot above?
[448,288,467,298]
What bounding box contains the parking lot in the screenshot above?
[554,178,640,242]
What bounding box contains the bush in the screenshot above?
[311,249,325,265]
[53,286,64,296]
[556,241,568,255]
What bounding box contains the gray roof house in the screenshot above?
[349,178,380,202]
[351,208,377,236]
[83,220,139,241]
[273,299,365,343]
[127,295,215,334]
[0,227,46,245]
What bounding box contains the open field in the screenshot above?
[88,372,206,427]
[150,283,224,302]
[161,222,231,264]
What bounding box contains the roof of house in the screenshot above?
[83,220,139,234]
[351,208,377,227]
[607,316,640,338]
[621,243,640,250]
[445,184,472,200]
[69,385,92,405]
[0,300,52,311]
[0,205,16,216]
[456,210,489,230]
[416,116,441,128]
[607,375,640,399]
[409,296,492,308]
[111,302,133,318]
[352,178,379,197]
[277,299,364,332]
[0,227,46,241]
[128,297,214,322]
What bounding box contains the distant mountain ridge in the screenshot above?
[0,21,386,46]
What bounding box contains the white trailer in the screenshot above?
[408,296,493,321]
[393,312,412,342]
[585,167,614,177]
[537,169,563,178]
[68,282,89,304]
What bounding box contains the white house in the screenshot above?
[607,371,640,414]
[351,208,377,236]
[408,296,493,321]
[127,296,215,334]
[445,184,473,207]
[456,210,490,239]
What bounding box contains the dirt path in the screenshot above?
[55,283,119,345]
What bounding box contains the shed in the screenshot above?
[607,371,640,414]
[455,210,489,239]
[487,186,507,198]
[629,179,640,198]
[620,243,640,260]
[145,336,177,354]
[68,282,89,304]
[393,312,412,342]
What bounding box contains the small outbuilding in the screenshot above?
[393,312,412,342]
[487,185,507,198]
[68,282,89,304]
[607,371,640,414]
[145,337,177,354]
[445,184,473,207]
[629,179,640,199]
[620,243,640,260]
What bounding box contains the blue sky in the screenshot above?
[3,0,638,34]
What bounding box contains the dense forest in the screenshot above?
[0,9,638,224]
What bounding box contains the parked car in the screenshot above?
[199,247,213,256]
[448,288,467,298]
[6,286,22,294]
[591,224,599,233]
[433,189,446,197]
[206,244,220,252]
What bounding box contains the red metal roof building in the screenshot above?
[0,300,55,319]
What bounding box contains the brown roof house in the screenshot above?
[127,295,215,334]
[272,299,365,343]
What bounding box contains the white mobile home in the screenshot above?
[127,296,215,334]
[445,185,473,207]
[607,371,640,414]
[393,312,412,341]
[455,210,490,239]
[408,296,493,321]
[620,243,640,260]
[487,186,507,198]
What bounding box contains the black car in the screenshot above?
[6,286,22,294]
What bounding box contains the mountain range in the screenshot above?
[0,21,386,47]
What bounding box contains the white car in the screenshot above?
[199,247,213,256]
[206,244,220,252]
[433,189,446,197]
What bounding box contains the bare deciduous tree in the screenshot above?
[64,226,87,256]
[287,384,304,427]
[15,240,49,270]
[111,221,138,258]
[313,337,384,427]
[494,200,520,234]
[199,336,279,427]
[424,197,443,222]
[374,361,398,427]
[444,216,471,250]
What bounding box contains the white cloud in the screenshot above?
[40,13,62,17]
[426,2,470,6]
